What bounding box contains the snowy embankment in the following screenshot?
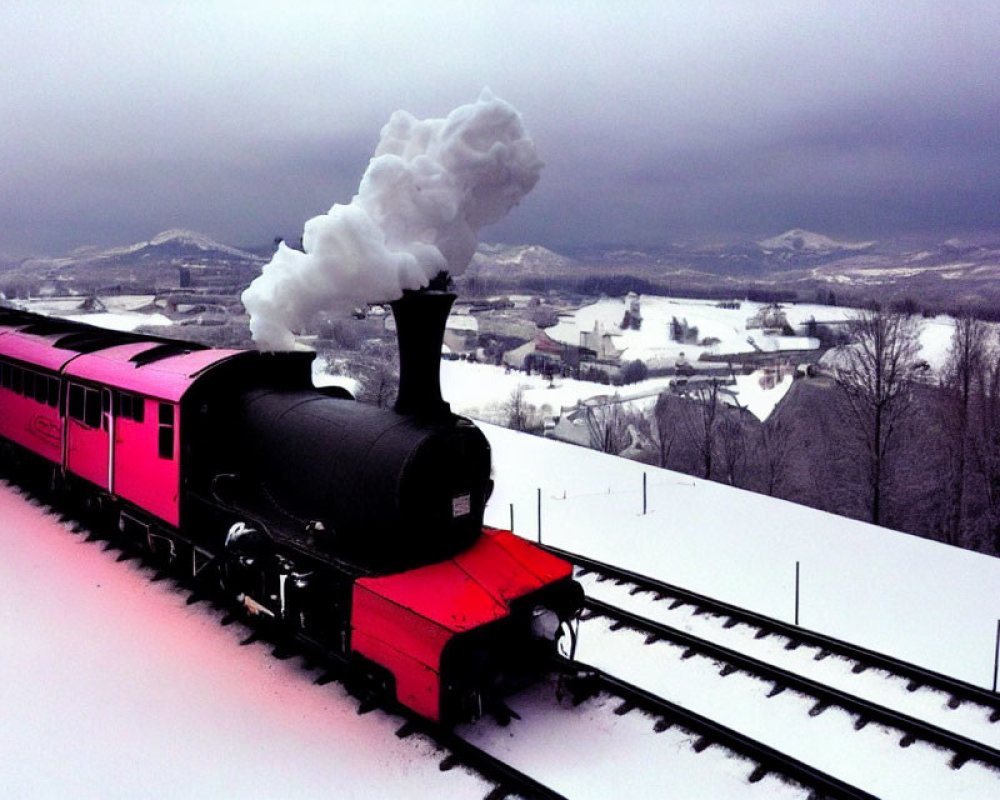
[481,423,1000,691]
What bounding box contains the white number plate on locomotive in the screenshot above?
[452,493,471,518]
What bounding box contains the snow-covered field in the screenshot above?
[545,296,835,363]
[546,294,959,374]
[439,358,796,424]
[482,424,1000,691]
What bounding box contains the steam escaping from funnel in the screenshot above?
[242,89,542,350]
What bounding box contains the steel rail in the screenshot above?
[586,596,1000,772]
[540,542,1000,720]
[553,656,878,800]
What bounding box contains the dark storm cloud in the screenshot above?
[2,1,999,257]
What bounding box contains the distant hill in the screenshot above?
[0,230,267,295]
[3,227,999,315]
[757,229,876,254]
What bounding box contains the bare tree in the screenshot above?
[679,380,723,479]
[758,413,794,496]
[716,411,748,486]
[650,392,680,468]
[835,308,921,525]
[358,340,399,408]
[585,397,630,454]
[503,385,538,432]
[969,336,1000,551]
[937,313,989,545]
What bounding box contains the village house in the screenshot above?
[442,314,479,355]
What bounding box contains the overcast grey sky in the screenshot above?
[2,1,998,257]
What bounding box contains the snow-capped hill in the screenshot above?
[758,229,875,254]
[147,229,257,259]
[2,229,266,292]
[472,242,577,275]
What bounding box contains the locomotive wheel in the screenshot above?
[347,655,397,715]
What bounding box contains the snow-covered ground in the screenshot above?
[545,296,834,363]
[546,295,959,376]
[481,424,1000,691]
[12,296,174,332]
[4,423,1000,797]
[438,359,796,424]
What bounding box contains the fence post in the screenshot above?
[994,620,1000,693]
[537,487,542,545]
[643,472,647,515]
[794,561,801,626]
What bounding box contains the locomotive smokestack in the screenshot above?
[391,288,454,418]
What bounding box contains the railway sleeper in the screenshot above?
[808,700,831,717]
[747,764,769,783]
[438,754,461,772]
[614,699,636,716]
[557,669,600,707]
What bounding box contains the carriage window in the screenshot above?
[117,392,145,423]
[0,362,10,389]
[47,377,59,407]
[69,384,101,428]
[69,384,84,420]
[34,373,48,404]
[84,388,101,428]
[158,402,175,459]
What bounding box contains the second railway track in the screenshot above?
[545,543,1000,798]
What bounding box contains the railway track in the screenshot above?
[542,543,1000,796]
[552,658,876,800]
[541,543,1000,730]
[101,523,873,799]
[16,478,872,800]
[583,596,1000,772]
[13,475,973,798]
[5,484,557,800]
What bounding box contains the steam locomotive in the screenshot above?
[0,291,582,724]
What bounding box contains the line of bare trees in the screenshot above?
[932,312,1000,551]
[536,305,1000,556]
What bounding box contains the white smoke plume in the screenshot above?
[242,89,542,350]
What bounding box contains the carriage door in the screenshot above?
[66,383,112,491]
